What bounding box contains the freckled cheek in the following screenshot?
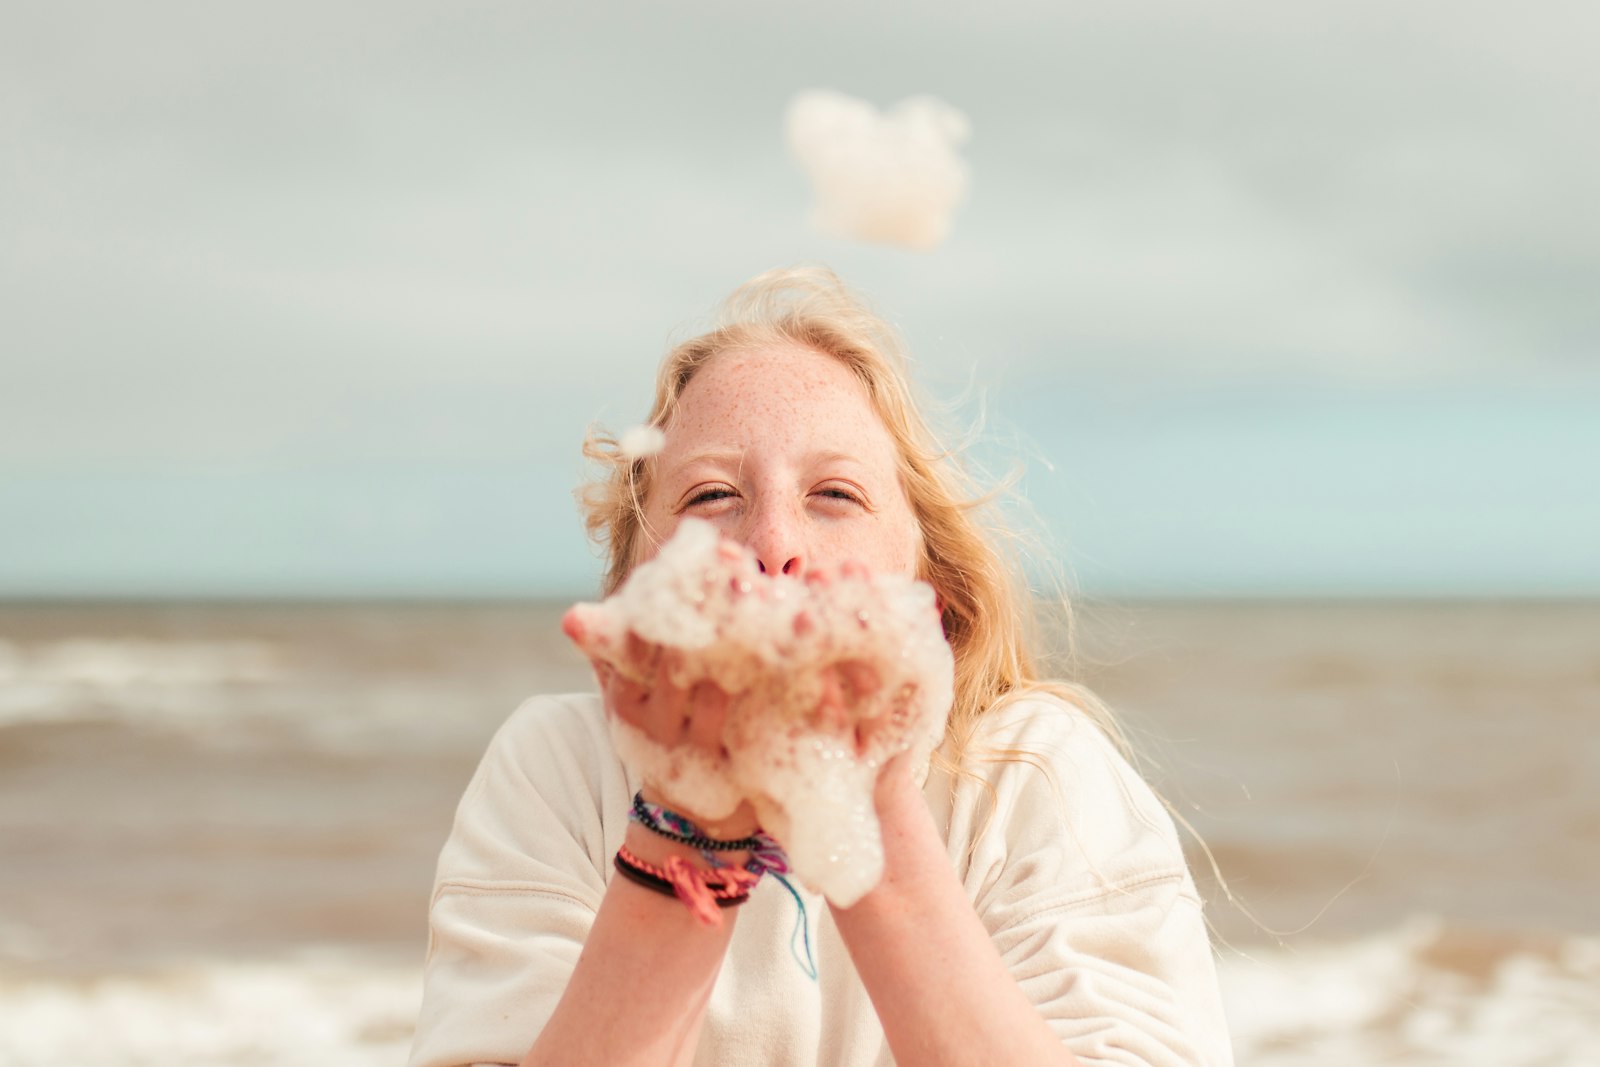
[642,503,741,556]
[894,526,925,578]
[634,501,679,565]
[816,519,922,576]
[885,500,926,576]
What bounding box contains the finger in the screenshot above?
[685,679,730,755]
[854,709,888,756]
[873,747,916,793]
[560,606,589,646]
[591,659,614,701]
[641,651,691,746]
[836,660,880,702]
[624,630,660,679]
[606,670,651,729]
[816,666,847,731]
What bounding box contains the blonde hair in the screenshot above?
[577,266,1126,769]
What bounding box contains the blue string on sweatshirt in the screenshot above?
[630,797,818,980]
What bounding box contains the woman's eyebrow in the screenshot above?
[805,450,871,471]
[666,449,745,474]
[664,448,870,478]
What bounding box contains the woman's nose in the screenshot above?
[758,554,803,576]
[746,507,805,577]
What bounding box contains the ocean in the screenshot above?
[1,600,1596,1065]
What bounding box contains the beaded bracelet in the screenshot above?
[630,792,767,852]
[631,792,793,879]
[622,794,814,976]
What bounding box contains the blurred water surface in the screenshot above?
[1,600,1596,1064]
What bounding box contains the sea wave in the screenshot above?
[1222,915,1600,1064]
[0,638,285,727]
[2,918,1597,1065]
[0,956,419,1067]
[0,638,284,687]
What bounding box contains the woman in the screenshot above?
[409,268,1233,1067]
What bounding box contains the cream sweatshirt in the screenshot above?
[409,693,1233,1067]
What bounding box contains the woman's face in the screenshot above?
[641,343,922,579]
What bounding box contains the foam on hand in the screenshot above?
[563,519,954,907]
[785,89,971,251]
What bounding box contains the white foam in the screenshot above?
[0,638,282,688]
[0,638,286,728]
[0,958,421,1067]
[618,424,665,459]
[1220,917,1600,1064]
[785,89,970,250]
[565,519,953,906]
[6,923,1597,1065]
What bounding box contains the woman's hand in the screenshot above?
[588,632,761,840]
[601,635,732,754]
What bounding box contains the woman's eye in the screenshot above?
[686,486,736,507]
[815,485,865,506]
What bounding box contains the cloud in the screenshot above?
[785,90,970,251]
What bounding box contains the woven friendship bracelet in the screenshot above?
[630,792,770,852]
[611,852,746,908]
[615,845,752,904]
[614,844,761,927]
[620,795,808,956]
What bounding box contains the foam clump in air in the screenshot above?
[786,89,971,251]
[562,518,954,907]
[618,424,665,459]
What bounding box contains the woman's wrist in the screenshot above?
[834,754,942,915]
[622,820,753,868]
[615,820,764,929]
[636,784,762,841]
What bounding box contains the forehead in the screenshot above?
[664,343,897,458]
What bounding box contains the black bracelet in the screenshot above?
[631,792,764,852]
[611,852,678,898]
[612,850,748,908]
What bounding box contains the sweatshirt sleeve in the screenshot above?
[944,697,1234,1067]
[408,694,630,1067]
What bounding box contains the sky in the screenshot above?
[3,1,1597,599]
